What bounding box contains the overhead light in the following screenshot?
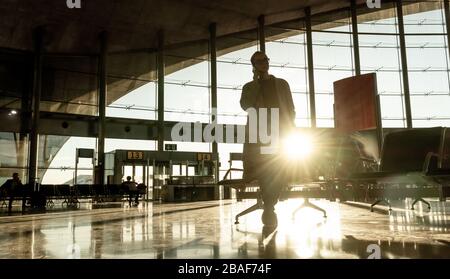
[8,110,17,116]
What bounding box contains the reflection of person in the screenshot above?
[240,51,295,227]
[0,173,23,212]
[122,176,139,206]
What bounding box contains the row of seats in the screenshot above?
[347,127,450,210]
[220,128,450,223]
[39,184,140,198]
[0,184,147,208]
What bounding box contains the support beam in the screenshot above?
[351,0,361,75]
[373,76,384,157]
[97,31,108,186]
[18,54,33,182]
[209,23,218,155]
[209,23,219,184]
[258,15,266,53]
[28,27,44,190]
[396,0,413,129]
[157,30,165,151]
[444,0,450,85]
[305,7,317,128]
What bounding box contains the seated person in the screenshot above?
[0,173,23,212]
[121,176,139,206]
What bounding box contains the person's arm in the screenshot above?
[240,83,258,110]
[282,80,296,124]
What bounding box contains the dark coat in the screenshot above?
[0,179,23,196]
[240,75,295,181]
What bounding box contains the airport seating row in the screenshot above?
[348,127,450,211]
[219,127,450,223]
[0,184,147,209]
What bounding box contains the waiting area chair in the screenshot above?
[218,153,328,225]
[349,127,450,211]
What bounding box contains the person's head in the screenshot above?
[12,173,19,180]
[251,51,270,74]
[126,176,131,181]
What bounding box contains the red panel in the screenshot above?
[333,73,378,133]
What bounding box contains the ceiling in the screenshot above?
[1,0,362,54]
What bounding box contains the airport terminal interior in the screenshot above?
[0,0,450,259]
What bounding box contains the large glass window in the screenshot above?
[0,132,28,185]
[164,41,210,123]
[311,10,354,127]
[266,22,309,127]
[5,0,450,190]
[106,52,157,120]
[216,30,258,173]
[217,30,258,126]
[403,0,450,127]
[358,1,406,128]
[39,135,96,185]
[41,56,98,116]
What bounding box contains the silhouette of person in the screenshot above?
[240,51,295,227]
[122,176,139,206]
[1,173,23,212]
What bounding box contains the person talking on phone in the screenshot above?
[240,51,296,228]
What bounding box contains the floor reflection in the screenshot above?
[0,199,448,259]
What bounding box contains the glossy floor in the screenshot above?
[0,199,448,259]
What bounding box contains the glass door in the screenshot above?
[123,165,133,182]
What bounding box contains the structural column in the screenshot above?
[396,0,413,128]
[305,7,317,128]
[350,0,361,75]
[157,30,165,151]
[209,23,219,184]
[209,23,218,154]
[18,53,34,182]
[97,31,108,186]
[258,15,266,53]
[444,0,450,78]
[28,27,45,190]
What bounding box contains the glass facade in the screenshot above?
[312,10,355,127]
[0,132,28,185]
[217,30,259,125]
[358,1,406,128]
[266,23,309,127]
[164,41,211,123]
[38,135,96,185]
[106,52,157,120]
[403,0,450,127]
[1,0,450,188]
[42,56,99,116]
[216,30,258,174]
